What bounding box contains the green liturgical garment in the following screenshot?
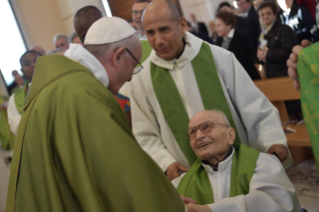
[13,83,27,115]
[297,43,319,172]
[0,95,15,150]
[151,42,241,166]
[6,55,185,212]
[177,144,259,204]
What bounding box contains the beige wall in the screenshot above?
[11,0,67,52]
[11,0,106,53]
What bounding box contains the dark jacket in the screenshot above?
[196,22,209,35]
[247,6,261,53]
[264,21,299,78]
[189,31,213,44]
[216,29,261,80]
[279,4,314,42]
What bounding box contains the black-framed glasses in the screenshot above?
[186,121,229,139]
[126,48,143,75]
[132,9,145,16]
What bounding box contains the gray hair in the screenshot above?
[69,31,79,43]
[53,34,70,45]
[210,110,231,127]
[84,33,139,59]
[47,48,65,55]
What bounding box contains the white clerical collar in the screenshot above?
[150,31,202,70]
[202,146,235,174]
[227,28,235,39]
[64,44,109,88]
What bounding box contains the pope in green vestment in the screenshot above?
[6,53,185,211]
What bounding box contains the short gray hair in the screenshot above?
[84,33,139,59]
[53,34,70,45]
[69,31,79,43]
[210,110,231,127]
[47,48,65,55]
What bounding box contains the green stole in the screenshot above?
[0,95,15,150]
[14,83,28,115]
[151,42,241,165]
[297,42,319,172]
[140,40,152,63]
[177,144,259,204]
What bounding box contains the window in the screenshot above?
[0,0,26,86]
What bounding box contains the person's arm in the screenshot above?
[266,25,299,63]
[212,47,292,168]
[7,94,21,136]
[130,71,179,172]
[205,154,301,212]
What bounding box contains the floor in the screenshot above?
[286,159,319,212]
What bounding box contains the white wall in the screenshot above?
[179,0,233,24]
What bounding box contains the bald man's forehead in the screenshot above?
[189,111,225,127]
[133,2,149,10]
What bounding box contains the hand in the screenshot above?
[180,195,198,204]
[166,162,188,181]
[287,40,313,90]
[257,47,267,62]
[14,74,24,86]
[267,144,289,163]
[186,203,211,212]
[262,47,269,62]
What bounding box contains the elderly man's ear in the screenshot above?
[227,127,236,146]
[113,47,126,67]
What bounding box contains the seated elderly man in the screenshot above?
[172,110,301,212]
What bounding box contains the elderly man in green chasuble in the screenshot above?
[6,17,188,212]
[172,110,301,212]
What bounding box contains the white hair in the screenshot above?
[210,110,231,127]
[84,33,139,59]
[47,48,65,55]
[53,34,70,45]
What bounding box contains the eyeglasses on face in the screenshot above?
[186,121,229,139]
[132,10,145,16]
[125,48,144,75]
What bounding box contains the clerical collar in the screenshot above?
[64,44,109,88]
[202,146,234,173]
[176,38,187,60]
[150,32,203,70]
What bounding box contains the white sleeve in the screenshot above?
[171,173,186,188]
[7,94,21,136]
[212,47,292,168]
[207,153,301,212]
[130,73,177,172]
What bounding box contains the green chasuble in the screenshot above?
[177,144,260,204]
[297,43,319,172]
[151,42,241,166]
[0,95,15,150]
[13,83,27,115]
[6,55,185,212]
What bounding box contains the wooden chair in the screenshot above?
[254,77,313,164]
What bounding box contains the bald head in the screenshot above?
[143,0,181,23]
[31,45,46,55]
[74,6,104,43]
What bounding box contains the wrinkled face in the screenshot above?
[111,39,142,94]
[189,111,234,161]
[55,38,70,50]
[132,2,149,31]
[143,6,187,60]
[237,0,251,12]
[219,6,232,13]
[216,18,232,37]
[72,36,83,45]
[259,7,276,26]
[20,52,40,83]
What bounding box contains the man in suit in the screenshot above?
[236,0,260,54]
[189,13,209,35]
[218,2,253,41]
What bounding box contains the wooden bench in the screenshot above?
[254,77,313,164]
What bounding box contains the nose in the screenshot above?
[155,32,164,48]
[195,128,206,141]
